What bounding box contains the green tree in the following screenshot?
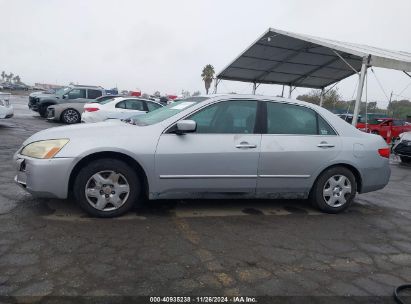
[201,64,215,94]
[388,100,411,119]
[1,71,5,82]
[296,88,343,110]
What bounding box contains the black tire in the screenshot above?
[61,108,81,124]
[400,156,411,163]
[73,158,142,218]
[310,166,357,214]
[371,130,379,135]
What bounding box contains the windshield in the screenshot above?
[55,87,71,96]
[128,97,208,126]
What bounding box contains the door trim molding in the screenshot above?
[160,174,310,179]
[259,174,310,178]
[160,175,258,179]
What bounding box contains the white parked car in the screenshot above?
[81,97,163,123]
[0,92,13,119]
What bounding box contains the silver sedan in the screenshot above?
[14,95,391,217]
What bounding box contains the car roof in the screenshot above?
[70,85,104,90]
[103,96,163,104]
[204,93,324,111]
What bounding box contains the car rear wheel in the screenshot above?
[73,159,142,217]
[400,156,411,163]
[310,167,357,213]
[61,109,81,124]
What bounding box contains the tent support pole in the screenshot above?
[403,71,411,79]
[319,88,325,107]
[213,78,220,94]
[281,85,285,97]
[252,82,257,95]
[288,85,292,98]
[352,60,368,126]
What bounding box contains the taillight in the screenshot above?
[378,148,390,158]
[85,107,99,112]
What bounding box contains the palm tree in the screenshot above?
[13,75,19,83]
[1,71,5,82]
[201,64,215,94]
[8,73,14,83]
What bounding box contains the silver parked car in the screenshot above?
[14,95,391,217]
[47,100,88,124]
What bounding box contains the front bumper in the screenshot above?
[0,106,14,119]
[28,97,39,111]
[393,141,411,157]
[14,155,75,199]
[46,108,58,121]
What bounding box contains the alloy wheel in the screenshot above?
[322,175,352,207]
[85,170,130,211]
[63,109,80,123]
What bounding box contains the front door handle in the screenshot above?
[317,141,335,148]
[236,142,257,149]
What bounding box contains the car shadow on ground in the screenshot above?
[23,196,383,222]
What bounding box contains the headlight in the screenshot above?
[20,139,69,159]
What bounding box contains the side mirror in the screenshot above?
[176,120,196,134]
[62,94,68,99]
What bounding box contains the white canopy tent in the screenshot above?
[215,28,411,125]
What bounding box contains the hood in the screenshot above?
[30,92,59,99]
[22,120,132,146]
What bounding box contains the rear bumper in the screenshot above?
[81,111,103,123]
[360,161,391,193]
[14,155,75,199]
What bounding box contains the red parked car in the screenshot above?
[357,118,411,139]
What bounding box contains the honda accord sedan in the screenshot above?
[14,95,391,217]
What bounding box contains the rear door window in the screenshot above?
[124,99,145,111]
[115,101,126,109]
[266,102,336,135]
[68,89,87,99]
[87,89,102,99]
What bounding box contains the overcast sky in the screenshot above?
[1,0,411,107]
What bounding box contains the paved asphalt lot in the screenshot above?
[1,95,411,301]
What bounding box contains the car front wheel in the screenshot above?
[73,158,142,217]
[310,166,357,213]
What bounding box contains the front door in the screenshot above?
[257,101,341,196]
[155,99,261,198]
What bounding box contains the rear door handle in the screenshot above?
[236,142,257,149]
[317,142,335,148]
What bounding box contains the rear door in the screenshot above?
[257,101,341,195]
